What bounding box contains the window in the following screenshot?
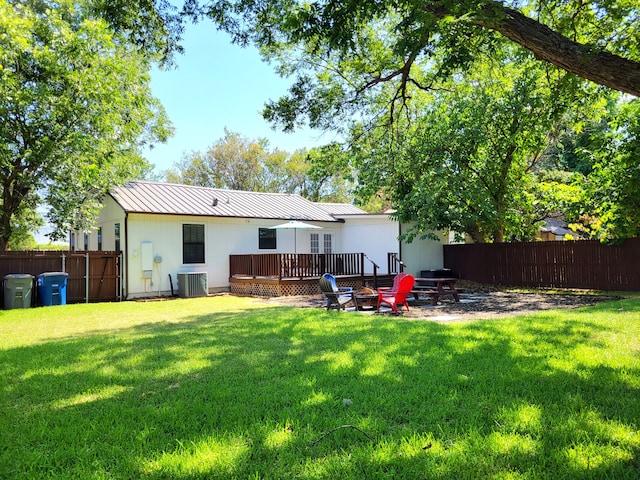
[311,232,333,253]
[259,228,276,250]
[310,233,319,254]
[97,227,102,251]
[183,224,205,263]
[83,232,89,250]
[323,234,333,254]
[70,232,76,252]
[114,223,121,252]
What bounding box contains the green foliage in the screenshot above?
[198,0,640,126]
[4,192,44,250]
[528,97,640,243]
[8,233,38,251]
[583,99,640,241]
[190,0,640,242]
[0,0,172,249]
[302,143,354,202]
[165,129,354,202]
[166,129,266,190]
[349,49,605,242]
[87,0,185,65]
[530,170,586,226]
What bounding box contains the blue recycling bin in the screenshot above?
[37,272,69,306]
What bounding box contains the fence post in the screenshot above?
[118,253,123,302]
[85,252,89,303]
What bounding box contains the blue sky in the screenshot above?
[145,18,333,174]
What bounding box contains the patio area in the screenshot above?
[255,284,619,322]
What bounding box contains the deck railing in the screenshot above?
[230,253,367,280]
[387,252,405,274]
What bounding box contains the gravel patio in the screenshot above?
[257,282,620,322]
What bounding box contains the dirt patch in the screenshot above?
[256,284,620,322]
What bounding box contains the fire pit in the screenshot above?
[354,288,378,310]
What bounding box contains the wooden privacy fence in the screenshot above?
[444,239,640,291]
[0,251,122,307]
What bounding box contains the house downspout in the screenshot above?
[124,212,129,300]
[398,221,403,272]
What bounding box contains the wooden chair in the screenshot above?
[377,274,415,314]
[319,273,356,311]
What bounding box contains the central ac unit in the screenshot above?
[177,272,208,298]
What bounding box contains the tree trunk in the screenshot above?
[424,2,640,97]
[1,178,28,251]
[0,208,12,251]
[466,223,487,243]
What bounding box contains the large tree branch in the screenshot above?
[425,2,640,97]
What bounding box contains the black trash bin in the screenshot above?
[37,272,69,306]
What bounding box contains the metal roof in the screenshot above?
[109,181,341,222]
[540,217,582,237]
[315,202,366,216]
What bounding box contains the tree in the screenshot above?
[6,197,43,250]
[83,0,185,66]
[582,99,640,241]
[0,0,172,249]
[188,0,640,241]
[165,129,353,201]
[348,47,608,242]
[524,97,640,243]
[165,129,269,191]
[193,0,640,118]
[300,144,353,203]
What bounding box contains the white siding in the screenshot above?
[399,223,449,277]
[340,216,399,274]
[122,215,336,298]
[97,196,126,252]
[73,196,125,252]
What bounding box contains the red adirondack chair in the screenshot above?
[377,272,407,293]
[377,274,415,313]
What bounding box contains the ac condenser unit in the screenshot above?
[177,272,208,298]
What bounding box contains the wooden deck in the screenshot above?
[229,274,395,297]
[229,252,402,297]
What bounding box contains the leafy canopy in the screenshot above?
[193,0,640,126]
[0,0,172,248]
[349,44,609,242]
[189,0,639,242]
[165,129,353,203]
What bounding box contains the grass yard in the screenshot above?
[1,295,639,479]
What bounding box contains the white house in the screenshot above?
[75,181,448,298]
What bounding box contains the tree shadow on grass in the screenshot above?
[0,301,638,478]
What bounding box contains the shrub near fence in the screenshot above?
[444,238,640,291]
[0,251,122,307]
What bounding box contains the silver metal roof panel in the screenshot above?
[109,181,341,222]
[315,202,366,215]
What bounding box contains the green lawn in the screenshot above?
[1,295,639,479]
